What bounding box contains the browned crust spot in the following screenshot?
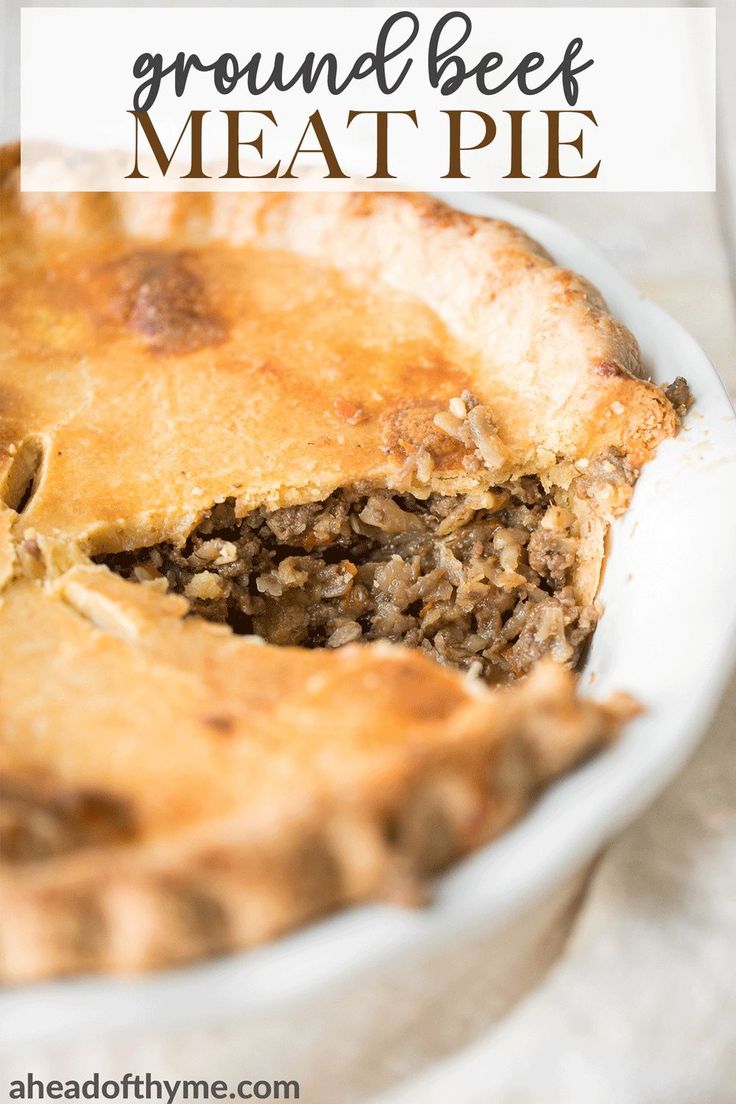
[333,397,367,425]
[201,714,236,735]
[100,250,227,354]
[594,358,633,380]
[0,776,137,864]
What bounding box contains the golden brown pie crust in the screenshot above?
[0,145,673,981]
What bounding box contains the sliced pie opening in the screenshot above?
[1,436,45,514]
[98,477,601,685]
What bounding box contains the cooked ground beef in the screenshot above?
[100,480,597,684]
[664,376,692,418]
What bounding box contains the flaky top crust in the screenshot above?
[0,568,632,982]
[1,148,675,561]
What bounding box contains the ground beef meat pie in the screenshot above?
[0,145,684,982]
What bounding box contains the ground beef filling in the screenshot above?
[101,480,597,683]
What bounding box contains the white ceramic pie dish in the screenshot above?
[2,194,735,1054]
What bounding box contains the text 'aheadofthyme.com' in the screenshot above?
[8,1072,301,1102]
